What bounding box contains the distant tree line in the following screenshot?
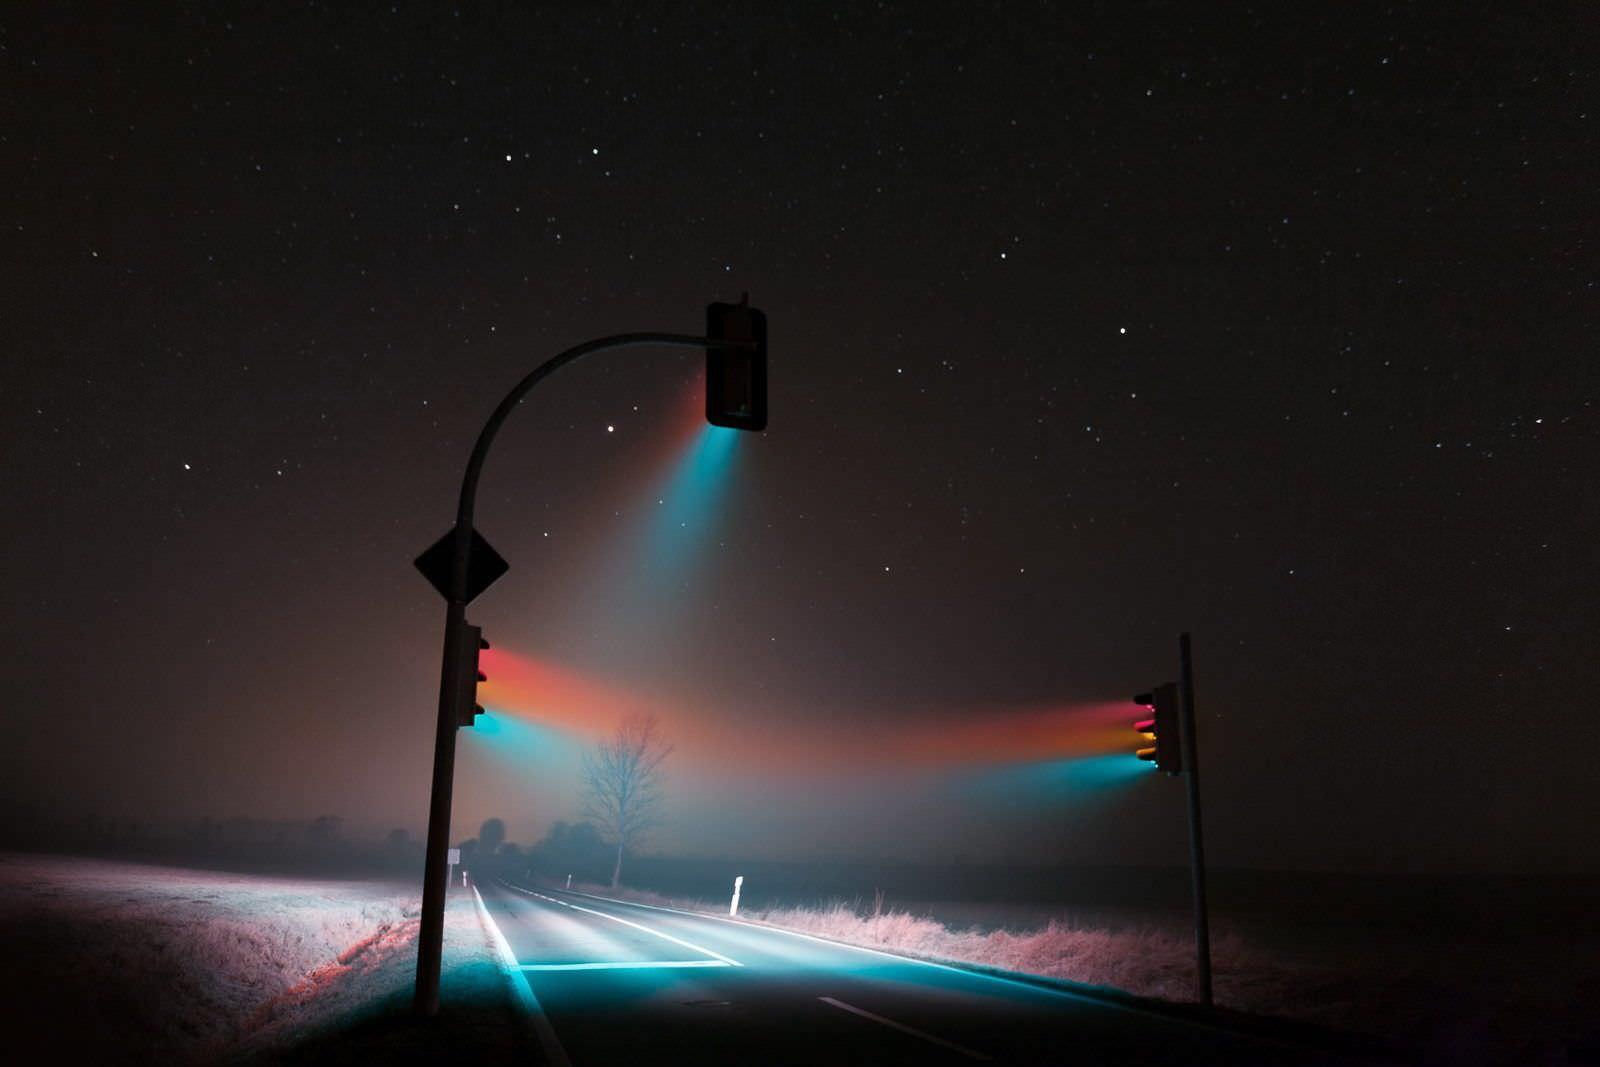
[12,717,674,887]
[456,818,621,885]
[0,811,433,877]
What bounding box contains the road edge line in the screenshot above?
[471,883,573,1067]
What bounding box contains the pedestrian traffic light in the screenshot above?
[450,622,489,728]
[1134,683,1182,774]
[705,297,767,431]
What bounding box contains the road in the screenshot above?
[472,878,1361,1066]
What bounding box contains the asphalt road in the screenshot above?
[472,878,1363,1066]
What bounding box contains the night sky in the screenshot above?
[4,4,1597,875]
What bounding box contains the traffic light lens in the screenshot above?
[1131,683,1183,773]
[452,621,489,728]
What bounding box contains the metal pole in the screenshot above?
[1177,631,1213,1006]
[414,599,465,1015]
[412,331,746,1016]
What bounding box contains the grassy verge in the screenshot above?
[0,854,531,1064]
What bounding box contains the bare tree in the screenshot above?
[580,714,672,888]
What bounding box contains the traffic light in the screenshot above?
[705,297,767,431]
[450,621,489,728]
[1134,683,1183,774]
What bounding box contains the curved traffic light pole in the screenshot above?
[415,330,753,1016]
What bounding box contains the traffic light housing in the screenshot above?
[705,298,767,431]
[450,622,489,728]
[1134,683,1183,774]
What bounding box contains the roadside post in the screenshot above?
[730,875,744,917]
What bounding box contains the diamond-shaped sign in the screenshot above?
[414,526,509,604]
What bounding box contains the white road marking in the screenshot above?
[496,879,743,967]
[819,996,992,1061]
[519,960,733,971]
[471,884,573,1067]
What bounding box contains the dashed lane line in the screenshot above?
[819,996,992,1061]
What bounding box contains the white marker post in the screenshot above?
[566,874,573,889]
[729,875,744,917]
